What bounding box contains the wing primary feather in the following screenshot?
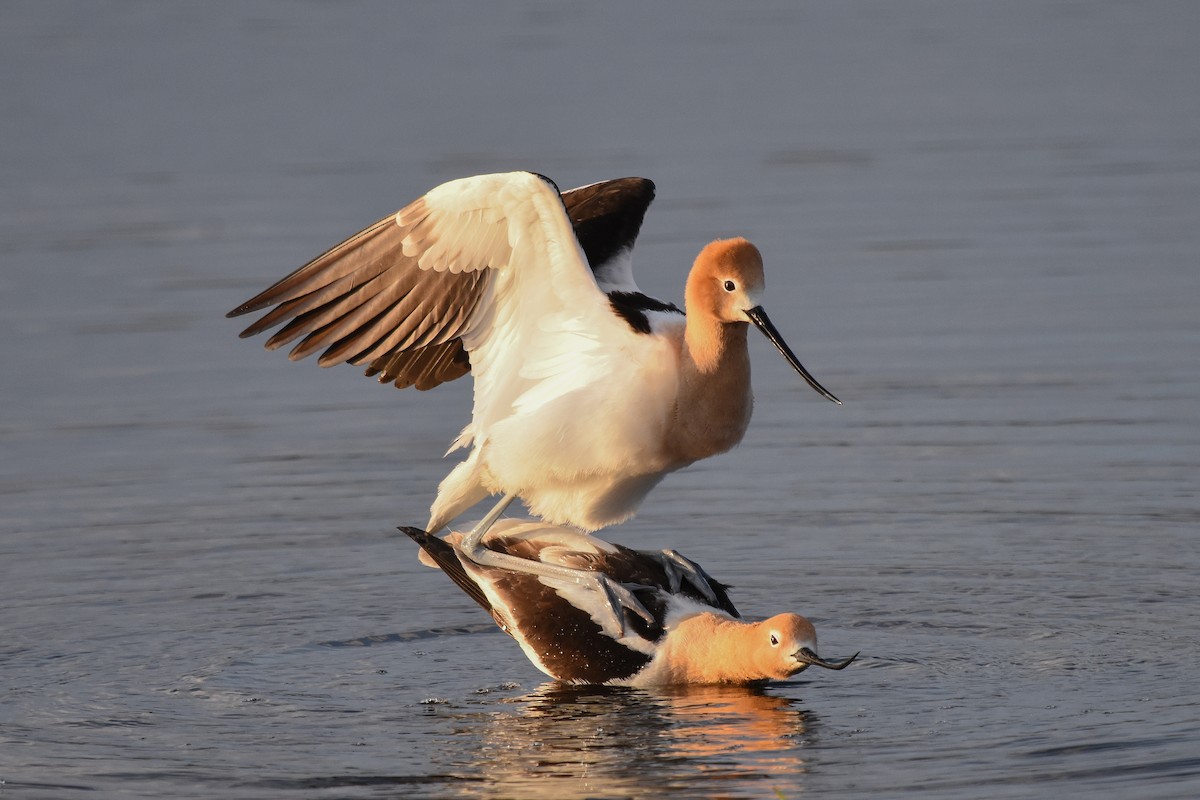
[236,290,327,339]
[267,281,385,357]
[231,172,656,394]
[227,215,399,318]
[349,270,486,364]
[315,297,412,367]
[242,268,379,342]
[362,340,469,390]
[263,295,351,352]
[414,341,470,390]
[263,267,403,354]
[407,341,465,391]
[390,344,442,390]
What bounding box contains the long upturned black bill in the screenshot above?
[746,306,841,404]
[794,647,859,671]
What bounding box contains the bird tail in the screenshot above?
[399,526,494,616]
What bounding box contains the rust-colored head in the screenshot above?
[685,237,841,404]
[685,237,765,325]
[751,613,858,679]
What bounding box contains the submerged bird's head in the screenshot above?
[687,238,841,404]
[753,613,858,679]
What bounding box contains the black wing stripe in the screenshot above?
[607,290,683,335]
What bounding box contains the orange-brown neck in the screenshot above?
[656,615,775,685]
[665,317,753,463]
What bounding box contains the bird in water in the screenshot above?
[403,519,858,686]
[228,172,840,616]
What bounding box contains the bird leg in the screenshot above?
[457,492,518,555]
[457,494,655,634]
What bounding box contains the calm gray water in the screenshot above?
[3,2,1199,798]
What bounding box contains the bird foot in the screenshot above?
[588,573,656,633]
[647,548,720,605]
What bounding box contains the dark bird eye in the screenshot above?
[770,634,779,646]
[723,280,736,292]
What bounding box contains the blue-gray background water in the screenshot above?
[3,2,1198,797]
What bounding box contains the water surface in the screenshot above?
[3,2,1199,798]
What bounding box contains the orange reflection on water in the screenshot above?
[658,684,811,765]
[470,682,813,799]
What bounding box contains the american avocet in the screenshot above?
[403,519,857,686]
[228,172,839,592]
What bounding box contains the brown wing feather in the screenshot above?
[364,340,471,390]
[228,197,488,385]
[230,215,400,318]
[230,177,656,392]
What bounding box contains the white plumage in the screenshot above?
[229,171,840,539]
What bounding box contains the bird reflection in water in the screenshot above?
[466,682,817,798]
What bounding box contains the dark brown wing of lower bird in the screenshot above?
[399,524,742,684]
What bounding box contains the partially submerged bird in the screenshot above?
[403,520,858,687]
[229,172,839,545]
